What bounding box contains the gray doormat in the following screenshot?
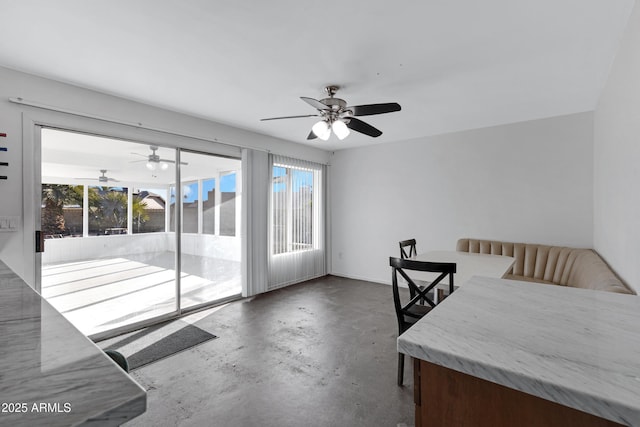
[105,323,217,370]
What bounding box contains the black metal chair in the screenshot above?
[399,239,431,303]
[105,349,129,372]
[390,256,456,386]
[399,239,418,259]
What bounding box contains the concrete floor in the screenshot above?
[101,275,415,427]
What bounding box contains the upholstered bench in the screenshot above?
[456,238,635,295]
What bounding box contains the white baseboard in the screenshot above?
[328,271,390,286]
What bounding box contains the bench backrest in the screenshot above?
[456,238,635,294]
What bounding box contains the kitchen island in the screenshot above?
[398,276,640,427]
[0,260,146,426]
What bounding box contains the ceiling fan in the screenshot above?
[76,169,120,183]
[260,85,401,140]
[130,145,188,171]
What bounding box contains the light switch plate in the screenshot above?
[0,216,20,232]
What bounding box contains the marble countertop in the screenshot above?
[398,276,640,426]
[0,260,146,426]
[412,250,515,286]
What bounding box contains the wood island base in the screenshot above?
[413,359,625,427]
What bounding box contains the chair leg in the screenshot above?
[397,352,404,386]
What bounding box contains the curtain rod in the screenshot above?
[8,96,271,153]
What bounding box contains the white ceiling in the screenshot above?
[0,1,635,151]
[41,128,241,186]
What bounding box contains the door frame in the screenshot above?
[24,109,243,340]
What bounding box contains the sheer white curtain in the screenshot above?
[268,154,326,289]
[242,148,269,297]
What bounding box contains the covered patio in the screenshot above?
[40,128,242,338]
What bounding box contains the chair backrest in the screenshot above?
[389,256,457,332]
[399,239,417,259]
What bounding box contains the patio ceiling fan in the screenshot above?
[130,145,188,171]
[75,169,120,183]
[260,85,401,140]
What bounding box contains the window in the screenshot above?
[268,154,326,289]
[169,175,238,236]
[220,172,236,237]
[88,186,128,236]
[202,178,216,235]
[169,183,198,233]
[132,188,167,234]
[41,184,84,238]
[182,181,199,233]
[271,164,317,254]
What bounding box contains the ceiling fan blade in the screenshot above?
[159,159,189,166]
[349,103,401,117]
[129,157,188,166]
[306,130,317,140]
[346,118,383,137]
[130,152,147,158]
[300,97,331,111]
[261,114,319,121]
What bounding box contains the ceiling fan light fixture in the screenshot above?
[260,87,399,140]
[160,161,169,171]
[332,120,350,140]
[146,161,157,171]
[312,120,331,141]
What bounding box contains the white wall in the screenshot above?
[330,112,594,284]
[41,234,172,264]
[0,66,330,285]
[42,233,241,264]
[594,3,640,293]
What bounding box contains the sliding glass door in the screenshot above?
[39,128,242,338]
[176,150,242,311]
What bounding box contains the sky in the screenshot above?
[273,166,313,192]
[170,173,237,204]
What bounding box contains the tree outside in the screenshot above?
[89,187,128,235]
[41,184,83,236]
[42,184,156,237]
[132,193,150,233]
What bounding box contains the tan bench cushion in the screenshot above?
[457,238,635,295]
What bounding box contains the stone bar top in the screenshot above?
[398,275,640,426]
[412,250,515,286]
[0,260,146,426]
